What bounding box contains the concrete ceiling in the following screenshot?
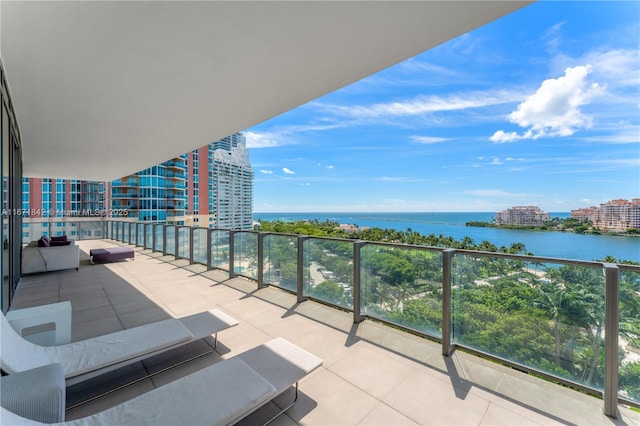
[1,1,532,181]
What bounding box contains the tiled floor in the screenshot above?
[9,239,640,425]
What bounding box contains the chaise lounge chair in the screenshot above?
[1,337,323,425]
[0,307,238,386]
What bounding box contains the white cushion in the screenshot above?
[57,319,193,378]
[1,313,192,378]
[236,337,323,394]
[66,358,276,426]
[0,363,65,423]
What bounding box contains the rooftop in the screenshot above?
[10,239,640,425]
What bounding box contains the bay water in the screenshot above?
[254,212,640,263]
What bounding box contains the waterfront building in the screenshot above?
[184,134,254,230]
[23,133,253,233]
[495,205,550,226]
[112,156,188,225]
[571,198,640,232]
[20,178,111,242]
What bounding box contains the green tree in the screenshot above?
[312,279,344,304]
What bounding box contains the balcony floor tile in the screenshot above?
[8,239,639,426]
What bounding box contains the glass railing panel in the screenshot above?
[77,221,105,239]
[154,225,164,252]
[210,230,230,271]
[619,267,640,404]
[192,228,207,265]
[177,227,190,259]
[263,234,298,292]
[452,254,606,393]
[22,221,103,243]
[165,225,176,256]
[145,224,153,250]
[360,243,443,337]
[303,237,353,310]
[128,223,136,245]
[119,222,124,240]
[234,231,258,280]
[136,223,145,246]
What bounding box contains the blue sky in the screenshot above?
[245,1,639,213]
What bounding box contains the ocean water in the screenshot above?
[254,212,640,263]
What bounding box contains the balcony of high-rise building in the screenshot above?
[1,2,638,425]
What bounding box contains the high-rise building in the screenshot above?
[20,178,111,242]
[111,156,188,224]
[23,133,253,232]
[185,134,254,229]
[571,199,640,232]
[495,206,550,226]
[113,133,253,229]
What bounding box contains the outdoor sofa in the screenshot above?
[22,236,80,275]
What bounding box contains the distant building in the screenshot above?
[112,156,188,224]
[495,206,549,226]
[21,178,111,242]
[184,134,254,230]
[337,224,370,233]
[571,199,640,232]
[22,133,254,241]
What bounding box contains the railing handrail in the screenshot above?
[38,218,638,416]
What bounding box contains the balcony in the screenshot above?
[7,220,640,424]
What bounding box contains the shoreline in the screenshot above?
[465,221,640,238]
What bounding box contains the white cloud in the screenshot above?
[555,49,640,90]
[317,163,334,169]
[490,158,503,165]
[464,189,534,197]
[244,131,287,148]
[586,49,639,88]
[543,21,565,54]
[315,89,521,120]
[410,135,448,144]
[282,168,295,175]
[491,65,603,143]
[581,129,640,144]
[374,176,428,183]
[259,169,273,174]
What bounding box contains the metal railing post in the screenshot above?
[603,263,619,418]
[229,230,236,279]
[189,227,194,264]
[442,249,455,356]
[206,228,212,271]
[162,225,168,257]
[174,226,179,260]
[257,232,265,288]
[296,236,309,303]
[353,240,365,323]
